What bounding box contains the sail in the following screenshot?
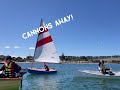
[34,19,60,63]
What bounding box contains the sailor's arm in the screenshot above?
[14,63,21,73]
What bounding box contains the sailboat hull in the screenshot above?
[28,68,57,74]
[0,77,22,90]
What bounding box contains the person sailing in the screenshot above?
[0,56,21,78]
[44,63,49,71]
[98,60,114,75]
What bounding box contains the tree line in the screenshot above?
[60,53,120,63]
[0,54,120,63]
[0,55,34,62]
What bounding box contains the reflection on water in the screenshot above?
[23,73,59,90]
[70,75,120,90]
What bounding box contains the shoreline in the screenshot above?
[0,61,120,64]
[9,62,120,64]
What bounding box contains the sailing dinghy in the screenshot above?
[28,19,60,74]
[0,77,22,90]
[0,68,27,90]
[79,70,120,77]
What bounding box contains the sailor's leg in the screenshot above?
[0,74,6,78]
[101,69,105,74]
[106,68,110,71]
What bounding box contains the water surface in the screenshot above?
[1,63,120,90]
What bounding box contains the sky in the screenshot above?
[0,0,120,57]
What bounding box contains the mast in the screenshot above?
[31,19,44,68]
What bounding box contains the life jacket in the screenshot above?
[4,62,15,78]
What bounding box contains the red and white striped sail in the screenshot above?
[34,19,60,63]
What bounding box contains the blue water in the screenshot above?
[1,63,120,90]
